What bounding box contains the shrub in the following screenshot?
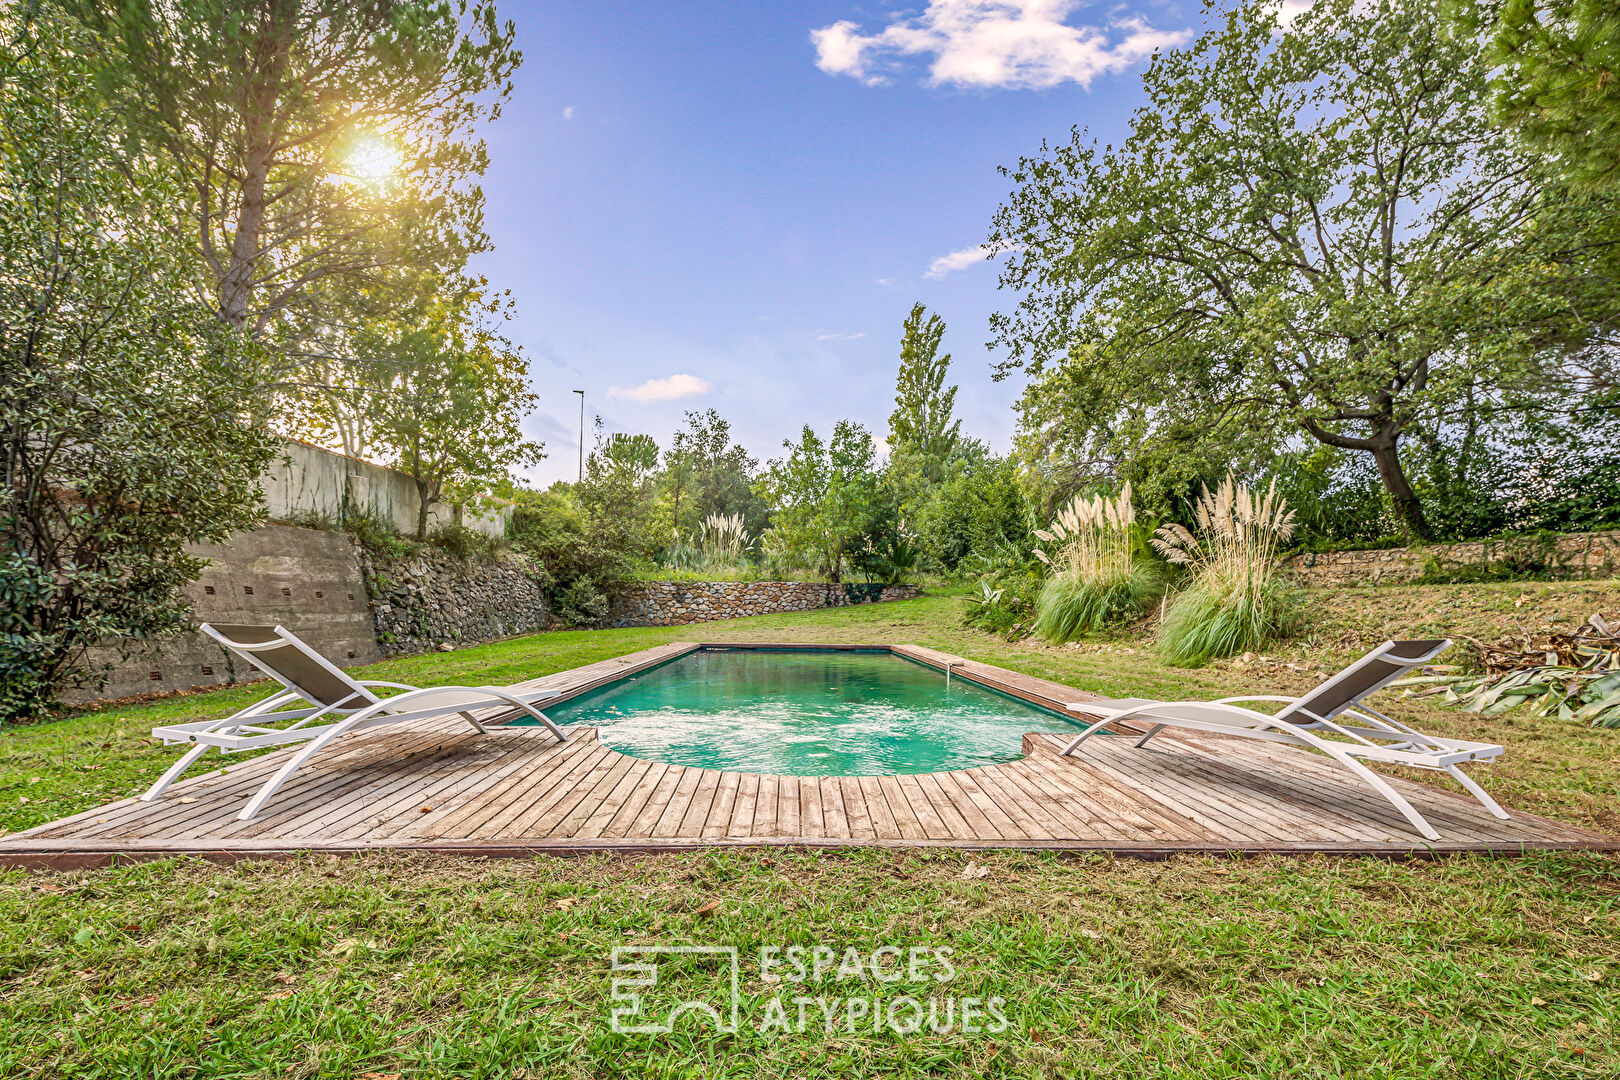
[960,577,1037,639]
[429,522,502,562]
[554,578,610,628]
[1152,475,1298,665]
[1030,484,1159,643]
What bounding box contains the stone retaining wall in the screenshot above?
[1282,530,1620,587]
[608,581,920,628]
[360,548,549,657]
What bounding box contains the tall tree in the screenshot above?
[988,0,1610,539]
[64,0,519,378]
[661,409,765,538]
[365,281,543,537]
[757,421,884,583]
[887,302,963,486]
[1,11,276,717]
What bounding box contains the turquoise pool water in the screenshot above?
[516,648,1083,775]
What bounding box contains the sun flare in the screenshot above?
[343,135,403,184]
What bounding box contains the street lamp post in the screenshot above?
[572,389,585,484]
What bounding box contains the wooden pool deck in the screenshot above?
[3,643,1613,868]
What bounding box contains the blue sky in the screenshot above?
[473,1,1197,485]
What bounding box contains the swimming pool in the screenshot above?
[513,647,1084,775]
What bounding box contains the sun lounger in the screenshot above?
[1058,640,1506,841]
[143,623,567,820]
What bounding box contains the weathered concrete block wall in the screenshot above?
[608,581,920,628]
[1283,530,1620,587]
[361,548,549,657]
[263,438,508,539]
[71,525,381,703]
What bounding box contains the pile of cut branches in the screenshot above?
[1394,616,1620,729]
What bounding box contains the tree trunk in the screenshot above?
[1369,437,1434,542]
[415,481,431,539]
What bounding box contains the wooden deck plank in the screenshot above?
[798,776,825,836]
[819,777,850,839]
[701,773,743,840]
[475,744,616,839]
[776,775,801,837]
[892,774,952,841]
[752,773,780,838]
[677,769,724,839]
[839,777,876,840]
[649,765,706,839]
[856,776,900,840]
[572,756,656,839]
[906,772,975,840]
[877,776,930,841]
[727,773,761,838]
[601,761,675,839]
[544,751,640,838]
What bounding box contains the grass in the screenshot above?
[2,579,1618,1077]
[1,849,1616,1078]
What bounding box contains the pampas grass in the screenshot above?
[1152,474,1298,665]
[1031,483,1159,643]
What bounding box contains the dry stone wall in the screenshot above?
[360,548,549,657]
[1282,530,1620,587]
[608,581,920,628]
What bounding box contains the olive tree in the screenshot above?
[988,0,1608,539]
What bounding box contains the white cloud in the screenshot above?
[606,373,711,403]
[812,1,1189,90]
[562,105,575,121]
[925,243,997,279]
[816,331,867,341]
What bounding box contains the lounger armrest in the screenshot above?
[1212,695,1296,705]
[152,708,324,742]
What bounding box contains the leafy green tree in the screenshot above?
[62,0,520,374]
[1,13,277,717]
[1493,0,1620,190]
[988,0,1610,540]
[888,303,963,488]
[913,457,1033,572]
[366,281,544,537]
[757,421,886,583]
[660,409,765,539]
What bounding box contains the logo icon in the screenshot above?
[610,946,740,1034]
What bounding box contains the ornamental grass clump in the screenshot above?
[1152,475,1298,666]
[1031,483,1159,643]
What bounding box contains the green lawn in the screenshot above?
[2,584,1618,1077]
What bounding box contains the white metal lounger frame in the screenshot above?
[1057,640,1507,842]
[143,624,568,820]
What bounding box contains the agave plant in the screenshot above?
[1151,474,1297,665]
[1029,482,1159,643]
[1395,616,1620,728]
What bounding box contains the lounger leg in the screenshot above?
[458,710,488,734]
[237,720,358,821]
[1325,750,1442,842]
[140,742,213,802]
[1133,724,1167,749]
[1058,716,1119,756]
[1445,765,1510,820]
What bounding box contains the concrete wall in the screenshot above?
[262,439,508,539]
[608,581,921,628]
[72,525,381,703]
[1282,530,1620,587]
